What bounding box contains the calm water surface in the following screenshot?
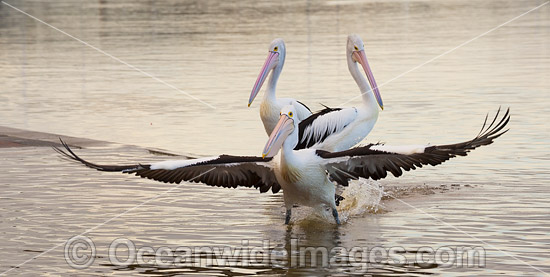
[0,0,549,275]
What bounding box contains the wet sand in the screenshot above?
[0,125,105,148]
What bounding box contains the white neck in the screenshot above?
[280,127,299,163]
[347,53,374,105]
[264,54,284,102]
[264,70,278,102]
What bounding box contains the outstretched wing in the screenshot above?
[318,108,510,186]
[295,107,358,150]
[54,140,281,193]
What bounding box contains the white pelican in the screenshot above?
[249,35,384,152]
[248,38,313,134]
[54,107,509,225]
[293,34,384,151]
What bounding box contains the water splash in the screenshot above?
[294,179,384,225]
[338,179,384,222]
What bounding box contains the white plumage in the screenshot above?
[300,108,358,147]
[369,144,428,155]
[150,156,220,170]
[260,34,385,153]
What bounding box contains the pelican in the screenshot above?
[293,34,383,151]
[249,35,384,152]
[248,38,313,134]
[54,107,509,225]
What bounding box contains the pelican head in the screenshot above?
[248,38,286,107]
[262,105,297,158]
[347,34,383,110]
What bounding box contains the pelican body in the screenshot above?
[55,107,510,225]
[293,34,384,152]
[264,107,342,223]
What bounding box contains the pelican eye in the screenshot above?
[354,46,359,51]
[274,46,278,51]
[288,112,293,117]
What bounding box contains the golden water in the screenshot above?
[0,0,548,275]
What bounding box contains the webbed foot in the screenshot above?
[332,208,341,225]
[285,209,292,225]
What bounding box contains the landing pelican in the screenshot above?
[248,38,312,134]
[54,107,509,225]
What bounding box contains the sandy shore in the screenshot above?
[0,126,106,148]
[0,126,183,158]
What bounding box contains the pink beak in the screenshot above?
[262,114,294,158]
[249,51,279,107]
[352,50,383,110]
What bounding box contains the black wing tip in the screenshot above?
[52,138,81,163]
[436,107,510,154]
[477,107,510,140]
[53,138,145,172]
[321,107,510,185]
[319,103,332,109]
[295,100,312,113]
